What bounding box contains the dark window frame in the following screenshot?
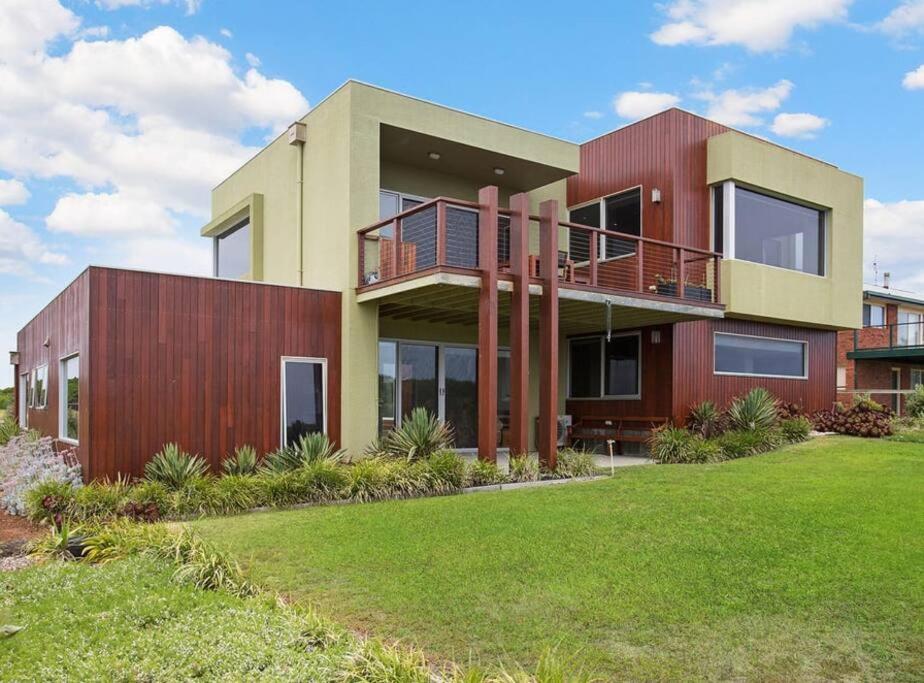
[568,187,643,264]
[567,332,642,400]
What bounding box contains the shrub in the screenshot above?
[780,416,812,443]
[72,476,131,520]
[687,401,725,438]
[123,480,169,522]
[555,449,598,477]
[466,459,506,487]
[344,457,395,502]
[254,469,313,507]
[260,433,345,473]
[508,453,539,483]
[422,450,467,491]
[221,445,258,476]
[812,402,892,438]
[726,388,778,432]
[300,458,350,501]
[906,384,924,419]
[144,443,208,490]
[888,417,924,443]
[381,408,453,461]
[648,425,695,464]
[853,393,884,412]
[27,519,88,561]
[777,402,805,420]
[0,415,20,446]
[0,435,82,516]
[25,479,77,525]
[717,428,782,459]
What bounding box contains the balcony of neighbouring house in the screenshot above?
[848,321,924,362]
[356,194,724,325]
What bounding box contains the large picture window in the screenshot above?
[715,183,826,276]
[214,219,250,279]
[281,357,326,447]
[568,333,641,399]
[568,188,641,262]
[714,333,807,379]
[33,365,48,409]
[60,355,79,442]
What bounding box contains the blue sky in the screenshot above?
[2,0,924,384]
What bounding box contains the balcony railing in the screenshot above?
[357,196,722,305]
[852,321,924,353]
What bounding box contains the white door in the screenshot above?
[18,373,27,428]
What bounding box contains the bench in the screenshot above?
[568,416,669,454]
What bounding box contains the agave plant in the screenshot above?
[260,433,345,473]
[687,400,725,438]
[726,388,778,432]
[382,408,453,461]
[144,443,208,490]
[221,445,258,476]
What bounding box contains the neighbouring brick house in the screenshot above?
[837,279,924,414]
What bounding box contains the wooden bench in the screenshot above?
[568,416,669,454]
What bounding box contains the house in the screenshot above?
[836,277,924,414]
[12,81,863,479]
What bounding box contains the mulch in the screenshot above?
[0,510,41,550]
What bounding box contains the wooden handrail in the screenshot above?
[356,196,480,236]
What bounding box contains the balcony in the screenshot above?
[357,196,723,310]
[848,322,924,361]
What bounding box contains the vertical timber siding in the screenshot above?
[672,319,836,421]
[15,271,91,473]
[568,109,729,247]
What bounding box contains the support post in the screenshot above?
[508,193,530,455]
[538,199,559,469]
[477,186,499,462]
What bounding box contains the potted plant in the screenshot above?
[652,274,712,302]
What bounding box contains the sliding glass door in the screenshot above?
[399,343,439,420]
[444,347,478,448]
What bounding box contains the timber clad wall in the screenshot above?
[17,267,341,480]
[568,109,729,247]
[15,271,91,474]
[672,319,836,420]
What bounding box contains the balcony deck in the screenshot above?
[357,196,724,329]
[848,323,924,361]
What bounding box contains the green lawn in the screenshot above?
[196,437,924,681]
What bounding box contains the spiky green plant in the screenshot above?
[261,433,345,473]
[687,400,725,438]
[143,443,208,490]
[383,408,453,461]
[0,414,20,446]
[726,387,779,432]
[221,445,258,476]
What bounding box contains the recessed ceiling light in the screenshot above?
[493,167,505,175]
[428,151,441,160]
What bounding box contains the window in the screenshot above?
[715,182,826,276]
[33,365,48,409]
[379,190,425,220]
[898,311,924,347]
[568,188,641,262]
[568,333,641,399]
[714,333,807,379]
[60,355,79,442]
[863,303,885,328]
[912,368,924,389]
[25,371,33,409]
[281,357,326,447]
[712,185,724,254]
[214,219,250,279]
[836,366,847,390]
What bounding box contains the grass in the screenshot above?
[195,437,924,681]
[0,556,355,681]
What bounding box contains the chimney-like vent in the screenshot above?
[883,272,891,289]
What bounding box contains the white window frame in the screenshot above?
[280,356,328,447]
[379,189,430,218]
[713,180,828,278]
[33,364,48,410]
[713,331,809,380]
[897,309,924,347]
[567,185,643,265]
[911,368,924,389]
[18,372,28,428]
[863,303,886,328]
[59,353,79,445]
[567,331,642,400]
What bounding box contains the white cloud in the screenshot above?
[903,64,924,90]
[0,0,79,63]
[770,112,829,138]
[864,198,924,291]
[47,192,177,236]
[613,91,681,120]
[0,180,30,206]
[651,0,852,52]
[245,52,261,68]
[96,0,203,14]
[0,210,67,273]
[116,236,211,275]
[220,28,233,38]
[695,79,793,127]
[583,110,604,120]
[875,1,924,37]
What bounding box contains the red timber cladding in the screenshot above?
[565,324,673,421]
[86,267,341,480]
[15,271,91,472]
[568,109,729,247]
[672,319,836,422]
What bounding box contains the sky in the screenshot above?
[1,0,924,384]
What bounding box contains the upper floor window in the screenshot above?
[214,219,250,279]
[379,190,424,220]
[714,182,826,276]
[862,303,885,328]
[898,310,924,347]
[569,188,641,262]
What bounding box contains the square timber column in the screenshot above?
[538,199,559,469]
[477,186,499,462]
[508,193,530,455]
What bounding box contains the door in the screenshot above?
[399,343,439,421]
[891,368,901,415]
[443,347,478,448]
[18,373,27,428]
